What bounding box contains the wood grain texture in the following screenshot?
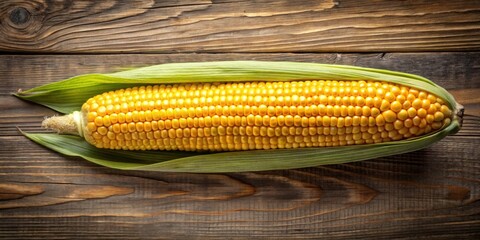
[1,0,480,53]
[0,136,479,239]
[0,53,479,239]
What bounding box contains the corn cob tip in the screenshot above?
[455,102,465,130]
[42,112,83,136]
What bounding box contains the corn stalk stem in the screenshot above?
[42,111,83,136]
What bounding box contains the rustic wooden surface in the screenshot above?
[1,0,480,53]
[1,0,480,239]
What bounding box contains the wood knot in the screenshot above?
[0,2,45,42]
[9,7,31,26]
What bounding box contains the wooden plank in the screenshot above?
[0,53,479,239]
[0,135,479,239]
[2,52,479,91]
[0,0,479,53]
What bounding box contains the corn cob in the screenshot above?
[42,80,453,152]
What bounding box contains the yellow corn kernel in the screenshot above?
[382,110,397,123]
[390,101,402,112]
[412,99,422,109]
[397,109,408,121]
[380,100,390,111]
[87,122,97,132]
[434,112,445,122]
[417,108,427,118]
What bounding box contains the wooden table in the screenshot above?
[1,0,479,239]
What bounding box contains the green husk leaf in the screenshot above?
[16,61,462,172]
[22,120,459,172]
[22,131,198,169]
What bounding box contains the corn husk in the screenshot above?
[15,61,462,172]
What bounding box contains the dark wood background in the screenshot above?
[1,0,479,239]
